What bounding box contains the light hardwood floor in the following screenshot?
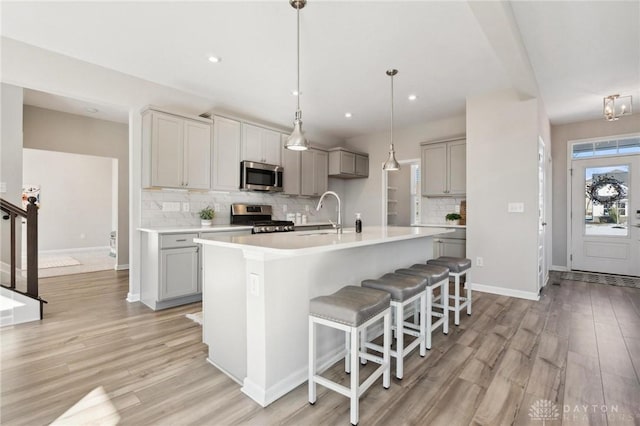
[2,271,640,425]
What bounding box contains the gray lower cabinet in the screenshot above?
[141,232,202,310]
[433,228,466,258]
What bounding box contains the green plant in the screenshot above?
[445,213,462,221]
[199,206,215,220]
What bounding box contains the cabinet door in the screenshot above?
[300,149,315,196]
[448,140,466,195]
[160,247,199,300]
[151,112,184,188]
[355,154,369,177]
[184,120,212,190]
[340,151,356,174]
[213,116,241,191]
[281,134,301,195]
[441,238,466,258]
[421,143,447,196]
[262,129,282,166]
[241,123,264,163]
[315,150,328,195]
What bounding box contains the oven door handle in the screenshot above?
[274,169,279,189]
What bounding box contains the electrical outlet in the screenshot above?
[214,203,221,212]
[476,257,484,267]
[305,205,310,212]
[80,233,86,240]
[162,202,181,212]
[182,202,190,212]
[282,204,287,213]
[455,205,460,213]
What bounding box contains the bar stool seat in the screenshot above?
[427,256,472,325]
[361,273,428,380]
[395,264,450,349]
[309,286,391,426]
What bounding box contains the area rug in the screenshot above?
[21,255,82,270]
[186,311,203,325]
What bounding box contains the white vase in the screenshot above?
[446,219,459,226]
[201,219,212,227]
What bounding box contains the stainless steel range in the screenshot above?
[230,204,295,234]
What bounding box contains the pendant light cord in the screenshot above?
[390,73,394,150]
[296,5,301,113]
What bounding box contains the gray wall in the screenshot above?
[550,117,640,268]
[0,84,24,266]
[466,89,542,297]
[23,105,129,267]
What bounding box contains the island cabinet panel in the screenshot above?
[143,108,213,190]
[241,123,282,166]
[421,137,466,197]
[281,134,301,195]
[300,148,328,196]
[433,228,467,258]
[212,116,241,191]
[328,148,369,178]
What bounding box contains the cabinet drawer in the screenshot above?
[160,233,198,248]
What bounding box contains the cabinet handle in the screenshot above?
[176,239,187,242]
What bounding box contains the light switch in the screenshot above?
[249,273,260,296]
[508,202,525,213]
[182,202,190,212]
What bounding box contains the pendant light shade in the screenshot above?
[285,0,309,151]
[383,69,400,171]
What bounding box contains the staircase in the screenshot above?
[1,197,46,325]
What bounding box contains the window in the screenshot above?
[572,136,640,159]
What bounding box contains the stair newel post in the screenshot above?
[10,212,16,289]
[26,196,38,298]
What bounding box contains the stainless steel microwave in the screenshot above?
[240,161,283,192]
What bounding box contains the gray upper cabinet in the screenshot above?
[328,148,369,178]
[421,137,466,197]
[142,108,212,190]
[281,133,301,195]
[212,115,241,191]
[301,148,328,196]
[241,123,282,166]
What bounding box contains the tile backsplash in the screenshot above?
[421,197,466,224]
[141,189,333,227]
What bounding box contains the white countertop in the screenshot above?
[292,222,333,228]
[138,225,253,234]
[195,226,452,256]
[412,223,466,229]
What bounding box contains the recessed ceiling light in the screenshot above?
[208,56,221,63]
[85,107,99,113]
[408,94,417,101]
[291,90,302,96]
[344,112,352,118]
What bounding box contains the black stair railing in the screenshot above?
[1,196,46,318]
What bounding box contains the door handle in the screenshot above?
[542,222,547,226]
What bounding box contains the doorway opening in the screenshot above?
[382,158,421,226]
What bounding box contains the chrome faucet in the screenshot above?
[316,191,342,234]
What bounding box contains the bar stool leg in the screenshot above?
[350,327,359,426]
[345,331,351,373]
[420,292,427,355]
[308,318,317,404]
[442,281,449,335]
[454,275,461,326]
[395,303,404,379]
[383,311,391,389]
[466,277,472,316]
[425,288,432,351]
[360,327,367,365]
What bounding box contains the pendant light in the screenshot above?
[382,69,400,171]
[285,0,309,151]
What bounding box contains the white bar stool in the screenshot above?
[361,273,428,380]
[309,285,391,426]
[427,256,472,325]
[395,264,450,349]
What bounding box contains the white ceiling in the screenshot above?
[3,1,639,141]
[23,89,129,124]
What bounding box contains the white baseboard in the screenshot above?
[241,346,344,407]
[126,292,140,302]
[115,264,129,271]
[206,358,243,385]
[550,265,569,272]
[469,282,540,301]
[38,246,110,254]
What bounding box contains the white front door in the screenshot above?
[570,155,640,276]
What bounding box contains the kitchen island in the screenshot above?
[194,226,451,407]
